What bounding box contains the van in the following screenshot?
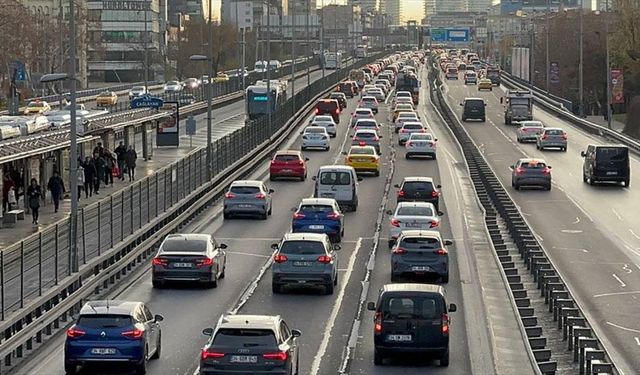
[460,97,486,122]
[315,99,341,123]
[581,144,630,187]
[312,165,363,211]
[367,283,457,366]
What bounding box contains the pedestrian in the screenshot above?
[2,173,14,213]
[92,152,105,194]
[47,171,65,213]
[82,156,95,198]
[27,178,42,225]
[115,141,127,181]
[93,142,104,157]
[103,148,116,186]
[125,146,137,181]
[77,163,84,201]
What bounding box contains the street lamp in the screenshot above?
[190,54,213,179]
[594,0,612,129]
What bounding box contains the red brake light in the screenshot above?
[393,247,407,254]
[293,212,305,219]
[347,157,353,163]
[390,218,400,227]
[374,312,382,333]
[255,193,266,199]
[431,190,439,197]
[401,129,408,133]
[263,351,288,361]
[202,350,225,360]
[435,248,448,255]
[442,313,450,334]
[224,192,235,199]
[430,220,440,229]
[66,327,86,339]
[152,257,168,266]
[541,134,548,140]
[542,167,551,175]
[315,108,319,114]
[326,211,341,220]
[274,254,288,263]
[398,190,405,197]
[197,257,214,267]
[515,167,525,175]
[317,255,333,264]
[122,328,144,339]
[406,141,413,147]
[561,133,567,140]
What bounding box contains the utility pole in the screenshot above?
[241,28,246,94]
[578,0,584,117]
[306,0,310,88]
[605,0,611,129]
[321,0,325,79]
[545,0,550,93]
[207,0,213,178]
[144,0,149,91]
[69,0,79,273]
[291,2,296,106]
[58,0,64,109]
[267,0,272,129]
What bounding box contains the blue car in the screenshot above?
[64,300,163,374]
[292,198,344,242]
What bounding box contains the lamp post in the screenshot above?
[291,1,296,108]
[266,0,271,130]
[545,0,550,93]
[190,54,213,179]
[604,0,611,129]
[578,0,584,117]
[306,0,311,88]
[143,0,149,91]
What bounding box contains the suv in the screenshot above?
[367,284,457,366]
[581,145,630,187]
[315,99,341,123]
[329,92,348,109]
[292,198,344,242]
[390,230,451,282]
[200,314,301,374]
[223,180,274,219]
[359,96,379,114]
[394,177,441,211]
[460,98,486,122]
[64,300,163,374]
[271,233,340,294]
[337,82,357,98]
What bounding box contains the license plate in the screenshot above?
[281,169,292,173]
[173,262,192,268]
[91,348,116,355]
[293,261,312,267]
[309,225,324,230]
[321,193,334,198]
[412,266,430,272]
[606,171,618,175]
[230,355,258,363]
[405,223,422,228]
[387,334,412,342]
[239,204,252,208]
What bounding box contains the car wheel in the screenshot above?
[208,273,218,288]
[334,233,342,243]
[152,280,164,289]
[388,240,395,249]
[374,349,384,366]
[624,179,630,188]
[481,117,486,122]
[589,177,595,186]
[442,274,449,283]
[563,146,567,152]
[301,146,306,151]
[268,205,273,215]
[334,273,338,286]
[219,264,226,279]
[64,362,77,375]
[546,184,552,191]
[272,282,282,294]
[439,350,450,367]
[135,347,148,374]
[325,146,331,151]
[301,173,307,181]
[398,141,403,146]
[517,138,522,143]
[269,175,276,181]
[391,273,400,282]
[325,282,334,295]
[374,170,380,177]
[223,212,230,220]
[582,173,588,183]
[260,212,268,220]
[150,333,161,359]
[514,183,520,190]
[461,117,466,122]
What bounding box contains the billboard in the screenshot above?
[429,28,469,43]
[549,62,560,84]
[611,68,624,104]
[511,47,530,82]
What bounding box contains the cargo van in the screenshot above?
[312,165,362,211]
[581,144,630,187]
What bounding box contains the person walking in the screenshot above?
[27,178,42,225]
[77,162,84,201]
[92,152,105,194]
[124,146,137,182]
[47,171,65,213]
[2,173,14,213]
[115,141,127,181]
[82,157,96,198]
[103,149,116,186]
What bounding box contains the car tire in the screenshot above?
[546,184,552,191]
[589,177,595,186]
[374,349,384,366]
[207,274,218,288]
[260,212,268,220]
[223,212,230,220]
[391,273,400,282]
[135,348,148,374]
[268,205,273,215]
[374,170,380,177]
[461,117,466,122]
[398,140,403,146]
[514,183,520,190]
[334,233,342,243]
[150,333,161,359]
[219,265,226,279]
[439,350,450,367]
[481,117,486,122]
[442,274,449,283]
[388,240,395,249]
[325,282,334,295]
[432,153,437,160]
[518,138,522,143]
[272,282,282,294]
[334,273,338,286]
[582,173,588,183]
[624,179,630,188]
[563,146,567,152]
[405,154,411,160]
[301,146,306,151]
[269,175,276,181]
[64,362,77,375]
[152,280,163,289]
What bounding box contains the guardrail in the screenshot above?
[431,61,618,375]
[0,51,387,374]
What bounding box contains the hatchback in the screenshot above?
[516,121,545,143]
[359,96,379,114]
[464,71,477,85]
[271,233,340,294]
[398,122,426,145]
[395,177,441,211]
[510,158,552,190]
[366,88,386,102]
[301,126,330,151]
[152,234,227,288]
[270,150,308,181]
[391,230,452,283]
[536,127,567,151]
[64,300,163,374]
[387,202,441,247]
[394,112,420,133]
[350,108,376,127]
[292,198,344,242]
[223,180,274,219]
[351,129,381,153]
[310,115,337,137]
[315,99,341,122]
[405,133,437,159]
[200,314,301,375]
[329,92,348,109]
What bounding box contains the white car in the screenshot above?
[398,121,426,145]
[358,96,379,114]
[301,126,330,151]
[365,88,386,102]
[516,120,545,143]
[350,108,375,127]
[353,118,380,133]
[394,96,415,109]
[394,111,420,132]
[361,84,377,95]
[128,86,148,99]
[163,81,183,93]
[405,132,437,159]
[387,201,441,248]
[374,83,388,95]
[375,79,392,92]
[311,115,337,137]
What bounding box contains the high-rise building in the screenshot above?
[435,0,467,13]
[424,0,437,18]
[168,0,211,24]
[221,1,255,29]
[467,0,491,13]
[379,0,400,24]
[289,0,316,15]
[348,0,377,13]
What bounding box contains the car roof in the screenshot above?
[464,97,485,102]
[318,165,356,173]
[165,233,211,242]
[274,150,302,156]
[79,300,139,316]
[217,314,281,331]
[230,180,263,187]
[349,145,376,152]
[398,229,443,238]
[381,283,445,296]
[282,232,328,242]
[300,198,337,206]
[402,176,434,183]
[518,158,547,164]
[396,201,436,209]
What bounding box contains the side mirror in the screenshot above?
[333,244,342,251]
[291,329,302,338]
[436,184,442,189]
[342,151,348,155]
[394,184,400,188]
[154,314,164,322]
[349,134,354,137]
[290,207,297,212]
[386,209,393,215]
[357,177,364,182]
[367,302,376,311]
[219,243,228,249]
[438,211,444,216]
[459,103,463,106]
[509,165,514,170]
[484,103,487,106]
[379,135,383,138]
[305,157,309,161]
[300,131,304,135]
[449,303,457,312]
[269,188,275,193]
[580,151,586,157]
[202,327,214,336]
[311,176,317,181]
[547,166,552,169]
[444,239,453,246]
[271,243,279,250]
[500,97,504,104]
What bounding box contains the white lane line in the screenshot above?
[612,273,627,288]
[622,264,633,274]
[635,337,640,346]
[612,208,623,221]
[629,229,640,240]
[310,237,363,375]
[572,217,580,224]
[227,251,270,258]
[593,290,640,298]
[605,321,640,334]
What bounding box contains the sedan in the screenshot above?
[212,72,229,83]
[365,88,386,102]
[405,132,437,159]
[358,96,379,114]
[350,108,375,127]
[183,78,199,89]
[270,150,308,181]
[477,78,493,91]
[394,96,415,109]
[24,100,51,115]
[536,127,567,151]
[128,86,147,99]
[163,80,183,93]
[392,103,415,122]
[398,121,426,145]
[96,91,118,107]
[394,111,420,133]
[223,180,274,219]
[386,201,442,248]
[516,121,545,143]
[510,158,552,191]
[351,129,381,153]
[344,145,380,176]
[292,198,344,242]
[353,118,380,133]
[310,115,337,137]
[329,92,348,109]
[301,126,330,151]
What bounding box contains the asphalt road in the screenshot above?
[443,77,640,374]
[16,77,483,375]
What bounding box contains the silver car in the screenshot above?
[353,118,380,133]
[128,86,147,99]
[163,80,183,93]
[301,126,330,151]
[350,108,375,127]
[311,115,337,137]
[536,127,567,151]
[390,230,451,283]
[405,132,437,159]
[387,202,442,248]
[398,121,426,145]
[358,96,379,114]
[223,180,274,219]
[351,129,381,153]
[516,121,544,143]
[394,111,420,132]
[365,88,386,102]
[510,158,552,191]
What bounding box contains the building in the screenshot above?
[319,4,363,52]
[436,0,467,13]
[467,0,491,13]
[496,0,582,15]
[424,0,436,19]
[168,0,211,25]
[221,0,255,29]
[379,0,400,25]
[348,0,377,13]
[289,0,316,15]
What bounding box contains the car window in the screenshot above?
[300,204,333,213]
[410,134,432,140]
[596,147,628,161]
[382,297,439,319]
[275,154,300,162]
[77,314,133,328]
[404,124,423,130]
[465,100,484,110]
[362,98,376,102]
[230,186,260,194]
[356,121,377,127]
[212,329,277,347]
[350,148,375,155]
[280,322,291,341]
[545,129,563,136]
[143,305,154,321]
[355,132,375,138]
[279,240,326,255]
[161,238,208,252]
[319,171,351,185]
[305,127,326,134]
[397,206,434,216]
[403,181,434,193]
[519,161,547,169]
[355,110,371,115]
[399,236,440,249]
[317,101,338,111]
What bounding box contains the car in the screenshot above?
[361,84,377,95]
[183,77,200,89]
[460,97,486,122]
[510,158,552,190]
[345,80,360,94]
[394,111,420,133]
[344,145,381,176]
[129,86,148,99]
[163,80,183,93]
[405,132,437,159]
[223,180,274,219]
[350,107,375,127]
[269,60,282,71]
[392,103,415,122]
[152,233,227,288]
[353,118,380,133]
[365,88,386,102]
[375,83,389,95]
[200,314,301,374]
[536,127,567,151]
[254,60,268,73]
[315,99,341,123]
[271,232,340,294]
[389,230,451,283]
[516,121,545,143]
[64,300,163,374]
[367,283,457,366]
[291,198,344,242]
[445,67,458,80]
[394,96,415,109]
[310,115,337,137]
[24,100,51,115]
[375,78,392,91]
[464,71,478,85]
[338,82,357,97]
[581,144,630,187]
[351,129,382,153]
[270,150,308,181]
[386,202,442,248]
[313,165,362,211]
[395,176,441,211]
[301,126,331,151]
[212,72,229,83]
[329,92,348,109]
[398,122,426,145]
[96,91,118,107]
[359,96,379,114]
[477,78,493,91]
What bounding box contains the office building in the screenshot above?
[467,0,491,13]
[168,0,211,24]
[221,0,255,29]
[289,0,316,15]
[436,0,467,13]
[424,0,436,18]
[379,0,400,24]
[348,0,377,12]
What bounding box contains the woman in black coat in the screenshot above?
[27,178,42,225]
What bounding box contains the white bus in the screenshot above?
[324,52,343,70]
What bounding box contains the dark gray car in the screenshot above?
[390,230,451,283]
[510,158,552,190]
[223,180,274,219]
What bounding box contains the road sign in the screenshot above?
[446,29,469,42]
[130,95,164,109]
[430,28,446,42]
[10,60,27,82]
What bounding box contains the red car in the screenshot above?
[269,150,308,181]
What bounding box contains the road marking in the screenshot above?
[227,251,270,258]
[623,264,633,274]
[310,237,362,375]
[561,229,583,234]
[593,290,640,298]
[605,321,640,334]
[612,208,623,221]
[629,229,640,240]
[635,337,640,346]
[553,246,589,253]
[612,273,627,288]
[564,193,595,222]
[572,217,580,224]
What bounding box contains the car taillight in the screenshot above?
[122,328,144,339]
[263,351,288,361]
[541,134,548,140]
[435,248,448,255]
[334,108,340,114]
[66,326,86,339]
[224,192,235,199]
[431,190,439,197]
[298,160,305,165]
[369,114,373,118]
[327,211,341,220]
[374,312,382,333]
[373,137,379,141]
[274,254,288,263]
[152,257,168,266]
[406,141,413,147]
[393,247,407,254]
[255,193,266,199]
[197,257,214,267]
[442,313,450,335]
[201,350,225,360]
[515,167,525,175]
[390,218,400,227]
[561,133,567,140]
[317,255,333,264]
[430,220,440,228]
[398,190,405,197]
[315,108,319,114]
[293,212,305,219]
[401,129,408,133]
[542,167,551,175]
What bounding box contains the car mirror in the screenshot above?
[202,327,214,336]
[290,207,297,212]
[580,151,586,157]
[154,314,164,322]
[367,302,376,311]
[357,177,364,182]
[449,303,457,312]
[349,134,354,137]
[509,165,514,170]
[219,243,228,249]
[333,244,342,251]
[291,329,302,338]
[342,151,348,155]
[547,166,552,169]
[500,97,504,104]
[444,239,453,246]
[305,157,309,161]
[300,131,304,135]
[438,211,444,216]
[393,184,400,188]
[379,135,383,138]
[459,103,463,106]
[271,243,279,250]
[484,103,487,106]
[311,176,317,181]
[436,184,442,189]
[269,188,275,193]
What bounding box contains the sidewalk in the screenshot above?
[585,115,626,133]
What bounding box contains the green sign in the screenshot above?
[431,28,446,42]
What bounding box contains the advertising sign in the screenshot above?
[549,62,560,84]
[611,68,624,104]
[131,95,164,109]
[156,101,179,147]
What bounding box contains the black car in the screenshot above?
[329,92,348,109]
[200,314,301,375]
[395,177,441,211]
[460,97,486,122]
[337,82,356,98]
[581,144,630,187]
[367,283,457,366]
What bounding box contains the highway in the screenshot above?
[15,67,502,375]
[442,77,640,374]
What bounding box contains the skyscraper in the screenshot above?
[435,0,467,13]
[424,0,437,18]
[467,0,491,13]
[380,0,400,24]
[348,0,377,13]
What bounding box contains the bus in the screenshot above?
[324,52,343,70]
[246,85,285,120]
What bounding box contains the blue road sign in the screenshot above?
[430,28,446,42]
[130,95,164,109]
[10,60,27,82]
[446,29,470,42]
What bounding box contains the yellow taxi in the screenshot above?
[344,145,380,176]
[213,72,229,83]
[96,91,118,107]
[478,78,493,91]
[392,103,415,122]
[24,100,51,115]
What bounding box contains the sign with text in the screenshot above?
[429,28,469,42]
[611,68,624,104]
[156,101,179,147]
[103,0,150,11]
[131,95,164,109]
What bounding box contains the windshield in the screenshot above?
[229,186,260,194]
[382,297,441,319]
[350,148,375,155]
[28,102,44,107]
[410,134,433,140]
[161,238,207,252]
[300,205,333,213]
[98,92,111,97]
[77,315,133,329]
[356,121,377,127]
[399,113,417,119]
[305,127,326,134]
[355,132,376,138]
[596,147,628,161]
[355,110,372,116]
[404,124,423,130]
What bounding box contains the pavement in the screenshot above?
[585,115,626,133]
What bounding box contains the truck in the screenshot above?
[348,69,366,88]
[355,45,368,58]
[501,90,533,125]
[246,84,286,120]
[324,52,343,70]
[395,72,420,105]
[486,67,501,85]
